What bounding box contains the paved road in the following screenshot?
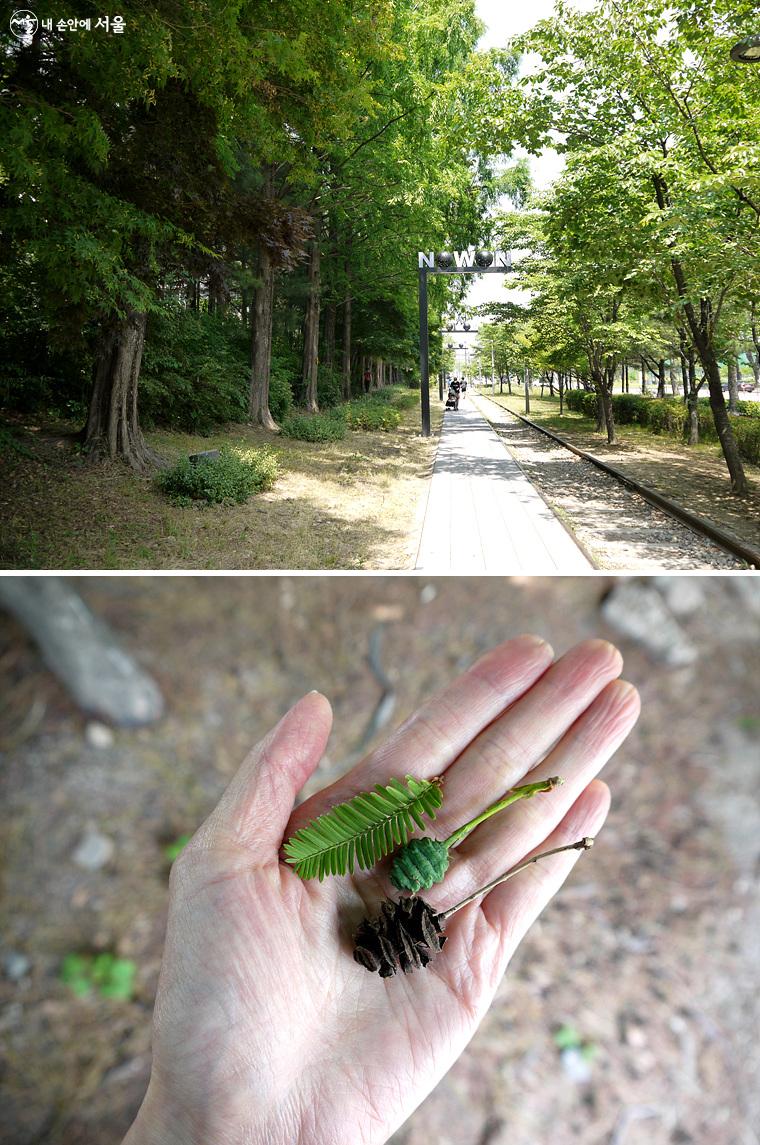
[415,395,592,572]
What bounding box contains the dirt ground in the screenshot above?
[1,576,759,1145]
[0,398,441,572]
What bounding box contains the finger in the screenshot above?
[197,691,333,859]
[288,634,555,832]
[480,778,611,964]
[434,680,638,908]
[426,781,610,1009]
[430,639,623,841]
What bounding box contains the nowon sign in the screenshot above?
[417,249,514,435]
[418,249,512,273]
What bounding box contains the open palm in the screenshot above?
[125,635,639,1145]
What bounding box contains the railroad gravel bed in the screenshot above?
[472,394,744,571]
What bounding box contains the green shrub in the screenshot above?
[345,398,401,431]
[156,445,278,504]
[0,423,36,459]
[565,389,598,418]
[563,388,760,465]
[60,952,136,1000]
[280,408,347,442]
[732,417,760,465]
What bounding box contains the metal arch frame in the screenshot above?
[418,250,514,436]
[730,35,760,63]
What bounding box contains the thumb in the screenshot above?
[200,691,333,860]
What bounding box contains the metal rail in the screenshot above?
[482,399,760,569]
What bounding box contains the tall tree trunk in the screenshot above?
[559,372,564,415]
[678,341,689,400]
[323,302,336,372]
[640,358,647,394]
[302,233,321,413]
[727,350,739,413]
[208,264,227,317]
[249,233,277,430]
[653,171,747,492]
[668,361,678,395]
[341,267,352,401]
[747,347,760,387]
[601,368,616,444]
[84,309,159,472]
[692,321,746,492]
[656,358,666,398]
[751,302,760,377]
[687,384,700,445]
[594,375,604,431]
[678,333,700,445]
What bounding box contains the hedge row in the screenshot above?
[563,390,760,466]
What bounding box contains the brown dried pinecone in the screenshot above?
[353,895,448,977]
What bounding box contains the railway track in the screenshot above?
[476,396,760,570]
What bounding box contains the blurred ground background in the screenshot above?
[1,575,759,1145]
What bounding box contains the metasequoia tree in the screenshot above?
[509,0,760,491]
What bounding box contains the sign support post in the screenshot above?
[419,265,431,437]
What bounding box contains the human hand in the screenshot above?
[124,636,639,1145]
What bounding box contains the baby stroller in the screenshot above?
[445,379,461,410]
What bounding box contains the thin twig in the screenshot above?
[439,837,594,920]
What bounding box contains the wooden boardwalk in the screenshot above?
[415,394,592,573]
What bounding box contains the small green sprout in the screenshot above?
[60,952,136,1000]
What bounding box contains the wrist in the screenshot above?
[123,1078,203,1145]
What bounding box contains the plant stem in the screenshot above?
[442,776,563,851]
[438,837,594,921]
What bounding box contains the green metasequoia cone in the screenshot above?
[389,776,563,893]
[355,837,594,977]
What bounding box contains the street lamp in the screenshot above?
[730,35,760,63]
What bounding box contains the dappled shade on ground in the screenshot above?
[0,401,441,571]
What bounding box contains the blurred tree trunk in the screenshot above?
[0,577,164,726]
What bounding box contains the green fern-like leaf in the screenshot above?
[283,775,443,880]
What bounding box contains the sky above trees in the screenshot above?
[464,0,597,319]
